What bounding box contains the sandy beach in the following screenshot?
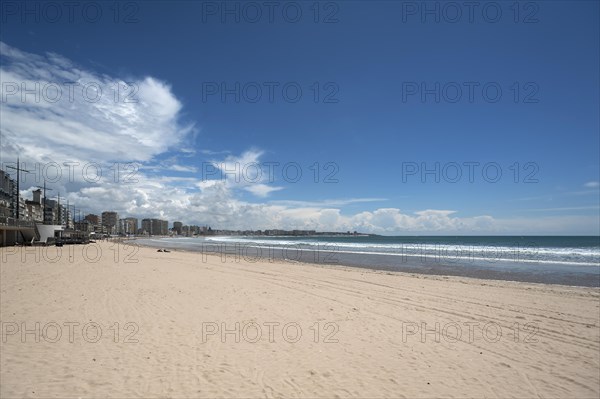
[1,241,599,398]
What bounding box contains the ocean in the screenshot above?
[135,235,600,287]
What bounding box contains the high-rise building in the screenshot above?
[141,219,150,235]
[101,211,119,235]
[39,199,69,226]
[32,189,42,204]
[0,169,17,219]
[43,199,58,224]
[75,220,94,232]
[25,201,43,222]
[24,189,43,222]
[122,217,138,235]
[141,218,169,236]
[173,221,183,235]
[84,214,100,226]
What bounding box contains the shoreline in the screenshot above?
[3,239,597,290]
[132,237,600,288]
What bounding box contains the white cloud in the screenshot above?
[205,149,285,197]
[200,149,230,156]
[584,181,599,188]
[0,42,193,164]
[270,198,387,207]
[244,184,284,198]
[347,208,496,234]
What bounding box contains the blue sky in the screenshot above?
[1,1,598,234]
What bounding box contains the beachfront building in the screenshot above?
[120,217,138,235]
[95,224,107,235]
[0,169,34,246]
[182,224,206,236]
[101,211,119,235]
[74,219,95,232]
[24,189,43,223]
[24,201,42,222]
[64,208,74,229]
[0,169,24,220]
[126,217,138,235]
[173,221,183,235]
[141,219,150,235]
[0,170,15,219]
[82,214,102,234]
[74,219,94,233]
[43,199,58,224]
[43,199,70,226]
[84,214,100,226]
[141,218,169,236]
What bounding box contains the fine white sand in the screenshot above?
[1,241,599,398]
